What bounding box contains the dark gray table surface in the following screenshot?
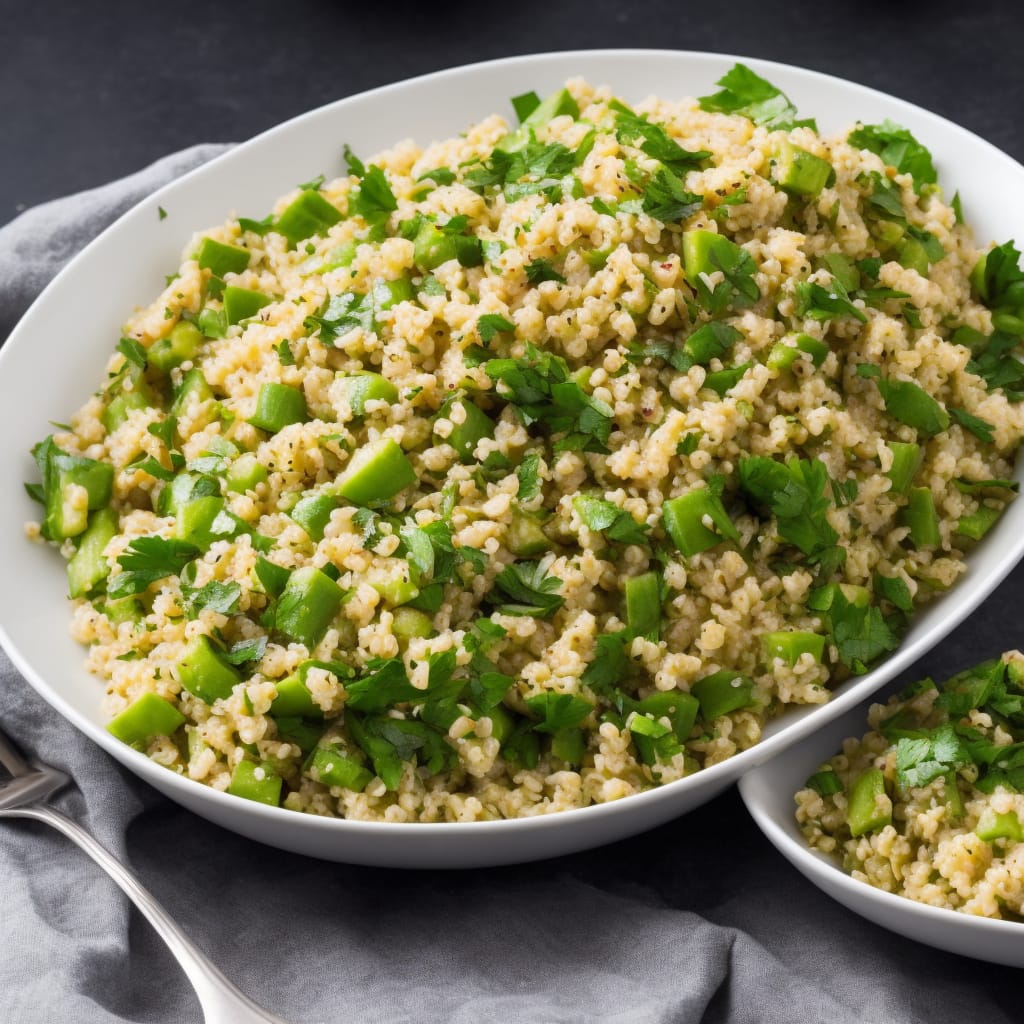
[3,1,1024,1020]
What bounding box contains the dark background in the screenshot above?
[3,1,1024,1019]
[3,0,1023,225]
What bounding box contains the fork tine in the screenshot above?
[0,727,30,777]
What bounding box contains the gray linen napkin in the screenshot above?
[1,151,1021,1024]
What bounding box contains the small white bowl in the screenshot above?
[738,684,1024,967]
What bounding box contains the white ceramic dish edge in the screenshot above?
[3,49,1024,867]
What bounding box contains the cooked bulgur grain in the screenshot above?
[28,67,1024,821]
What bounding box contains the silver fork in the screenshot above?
[0,726,291,1024]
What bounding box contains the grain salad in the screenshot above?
[796,653,1024,920]
[25,64,1024,821]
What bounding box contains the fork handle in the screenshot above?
[3,805,290,1024]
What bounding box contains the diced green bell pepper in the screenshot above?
[196,237,250,277]
[275,189,342,248]
[886,441,922,495]
[175,495,227,549]
[176,634,240,704]
[662,488,739,557]
[496,87,579,153]
[148,321,204,373]
[223,286,272,325]
[691,670,755,721]
[955,504,1001,541]
[625,571,660,641]
[290,492,340,542]
[438,398,495,463]
[170,368,214,416]
[274,566,344,649]
[107,692,186,747]
[761,630,825,666]
[766,333,829,371]
[67,506,118,598]
[225,453,268,493]
[45,453,114,540]
[310,745,373,791]
[975,808,1023,843]
[508,508,549,557]
[227,759,283,806]
[900,486,940,548]
[847,768,892,837]
[334,438,416,504]
[335,371,398,417]
[772,140,833,198]
[248,382,307,432]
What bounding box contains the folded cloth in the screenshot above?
[0,151,1019,1024]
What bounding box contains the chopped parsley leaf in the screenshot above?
[698,63,816,132]
[524,257,566,285]
[573,494,650,545]
[478,313,515,343]
[847,120,937,194]
[516,452,542,502]
[738,455,845,574]
[488,560,565,618]
[949,406,995,443]
[485,343,613,453]
[108,537,199,599]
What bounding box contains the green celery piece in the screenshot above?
[761,631,825,666]
[177,635,240,704]
[67,507,118,598]
[223,286,272,325]
[247,382,308,432]
[625,571,660,641]
[196,237,250,277]
[227,760,283,806]
[310,746,373,791]
[274,566,344,649]
[691,670,755,721]
[772,140,832,198]
[662,488,739,557]
[107,692,186,747]
[847,768,892,837]
[275,190,342,247]
[334,438,416,504]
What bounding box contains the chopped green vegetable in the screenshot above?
[698,63,815,131]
